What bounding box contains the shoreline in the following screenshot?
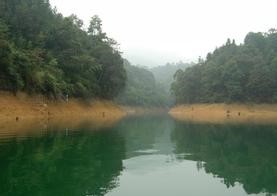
[4,91,277,131]
[0,92,167,135]
[169,103,277,124]
[0,91,127,130]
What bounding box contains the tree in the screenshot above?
[88,15,106,39]
[171,29,277,103]
[0,0,126,99]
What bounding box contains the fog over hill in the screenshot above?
[150,62,192,93]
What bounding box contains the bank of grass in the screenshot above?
[0,91,126,132]
[169,104,277,124]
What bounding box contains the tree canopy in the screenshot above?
[0,0,126,99]
[172,30,277,104]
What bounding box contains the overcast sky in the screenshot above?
[50,0,277,67]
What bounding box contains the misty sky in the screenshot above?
[50,0,277,67]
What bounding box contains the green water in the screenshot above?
[0,115,277,196]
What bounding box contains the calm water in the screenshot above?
[0,115,277,196]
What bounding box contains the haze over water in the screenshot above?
[0,115,276,196]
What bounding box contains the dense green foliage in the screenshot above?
[116,60,168,106]
[0,0,126,99]
[172,30,277,103]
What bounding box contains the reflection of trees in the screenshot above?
[0,127,125,196]
[114,115,175,158]
[172,122,277,194]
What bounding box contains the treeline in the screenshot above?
[172,29,277,103]
[116,60,168,106]
[151,62,191,93]
[0,0,126,99]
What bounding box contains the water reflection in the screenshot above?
[0,115,276,195]
[0,126,125,196]
[114,115,175,158]
[172,121,277,194]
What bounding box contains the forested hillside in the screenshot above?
[4,0,277,106]
[0,0,126,99]
[151,62,191,93]
[116,60,168,106]
[172,30,277,104]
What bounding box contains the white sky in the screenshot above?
[50,0,277,67]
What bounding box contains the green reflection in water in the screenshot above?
[0,126,125,196]
[0,115,276,196]
[172,121,277,194]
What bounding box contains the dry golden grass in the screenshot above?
[0,91,126,135]
[169,104,277,124]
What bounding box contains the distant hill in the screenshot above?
[116,60,168,106]
[150,62,192,93]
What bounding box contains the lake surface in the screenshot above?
[0,114,277,196]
